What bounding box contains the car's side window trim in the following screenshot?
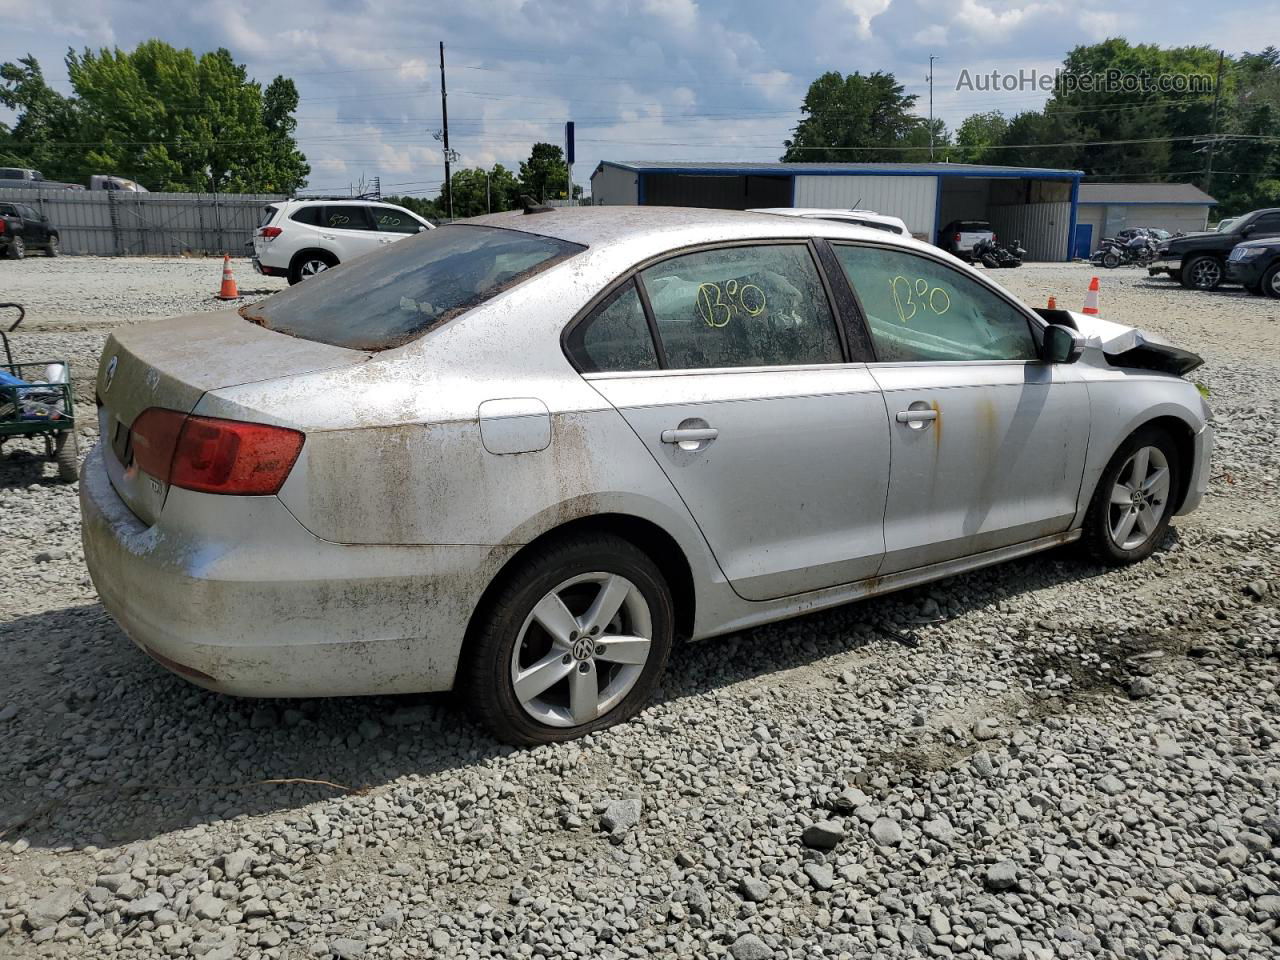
[827,239,1047,362]
[561,238,851,375]
[812,238,877,363]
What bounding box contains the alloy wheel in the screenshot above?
[510,572,653,728]
[1191,259,1221,288]
[1270,270,1280,297]
[299,258,329,278]
[1108,445,1171,551]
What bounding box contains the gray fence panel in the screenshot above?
[0,189,285,256]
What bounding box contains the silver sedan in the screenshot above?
[80,207,1213,744]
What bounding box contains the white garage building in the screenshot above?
[1074,182,1217,257]
[589,160,1085,262]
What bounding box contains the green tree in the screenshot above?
[782,71,925,162]
[953,111,1009,165]
[0,42,309,193]
[519,142,571,201]
[0,55,82,180]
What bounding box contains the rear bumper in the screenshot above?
[1176,422,1213,516]
[251,257,287,278]
[79,443,514,697]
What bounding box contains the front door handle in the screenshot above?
[895,410,937,423]
[661,427,719,444]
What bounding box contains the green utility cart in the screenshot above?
[0,303,78,481]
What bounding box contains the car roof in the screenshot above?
[466,205,928,258]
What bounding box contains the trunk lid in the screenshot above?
[96,309,367,525]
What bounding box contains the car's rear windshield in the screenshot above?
[241,224,585,351]
[258,205,278,227]
[957,221,991,230]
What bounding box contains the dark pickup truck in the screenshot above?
[0,201,60,259]
[1148,208,1280,290]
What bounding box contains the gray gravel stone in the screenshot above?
[25,888,81,930]
[729,933,772,960]
[986,860,1020,891]
[599,797,642,834]
[801,819,844,849]
[870,816,903,846]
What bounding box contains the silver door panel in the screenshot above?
[589,366,891,601]
[871,361,1089,573]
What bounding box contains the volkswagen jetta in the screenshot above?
[81,207,1212,744]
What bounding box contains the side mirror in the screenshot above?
[1043,323,1084,364]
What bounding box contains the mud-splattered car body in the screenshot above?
[80,207,1213,700]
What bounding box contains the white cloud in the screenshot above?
[841,0,892,38]
[641,0,699,32]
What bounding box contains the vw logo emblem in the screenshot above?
[571,636,596,661]
[104,355,118,391]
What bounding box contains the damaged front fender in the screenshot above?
[1035,308,1203,376]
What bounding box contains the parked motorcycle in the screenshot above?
[1091,234,1157,268]
[972,238,1025,268]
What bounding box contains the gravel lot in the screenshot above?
[0,256,1278,960]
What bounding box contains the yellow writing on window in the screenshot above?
[695,280,767,329]
[891,276,951,324]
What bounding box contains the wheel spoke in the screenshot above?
[1110,483,1133,506]
[513,651,573,704]
[581,574,630,636]
[594,635,651,666]
[1130,447,1150,485]
[1113,507,1138,544]
[568,661,599,724]
[1143,467,1170,500]
[1137,505,1159,536]
[531,592,579,647]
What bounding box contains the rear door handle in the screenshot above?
[661,427,719,444]
[896,409,938,423]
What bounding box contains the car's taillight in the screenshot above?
[259,226,282,239]
[954,233,960,243]
[130,408,303,495]
[992,234,998,244]
[0,220,6,234]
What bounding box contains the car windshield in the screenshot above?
[242,224,585,350]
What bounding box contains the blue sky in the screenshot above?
[2,0,1276,195]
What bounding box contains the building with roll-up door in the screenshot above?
[588,160,1085,262]
[1074,182,1217,258]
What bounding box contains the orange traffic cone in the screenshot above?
[1082,276,1100,315]
[1047,295,1057,309]
[217,255,240,300]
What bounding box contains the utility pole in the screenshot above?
[439,41,453,219]
[486,170,491,213]
[1203,50,1225,196]
[928,56,937,162]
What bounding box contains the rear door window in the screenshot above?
[322,206,373,231]
[638,244,843,369]
[369,205,420,234]
[243,224,584,351]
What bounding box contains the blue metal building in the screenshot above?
[589,160,1085,262]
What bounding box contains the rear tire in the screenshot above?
[288,251,337,284]
[54,432,78,482]
[1102,251,1120,269]
[1081,426,1181,566]
[460,533,674,746]
[1181,255,1223,290]
[6,236,25,260]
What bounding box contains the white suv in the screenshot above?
[252,198,433,284]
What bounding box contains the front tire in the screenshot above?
[1082,427,1181,566]
[460,534,674,745]
[1262,263,1280,299]
[44,235,59,257]
[1181,255,1223,290]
